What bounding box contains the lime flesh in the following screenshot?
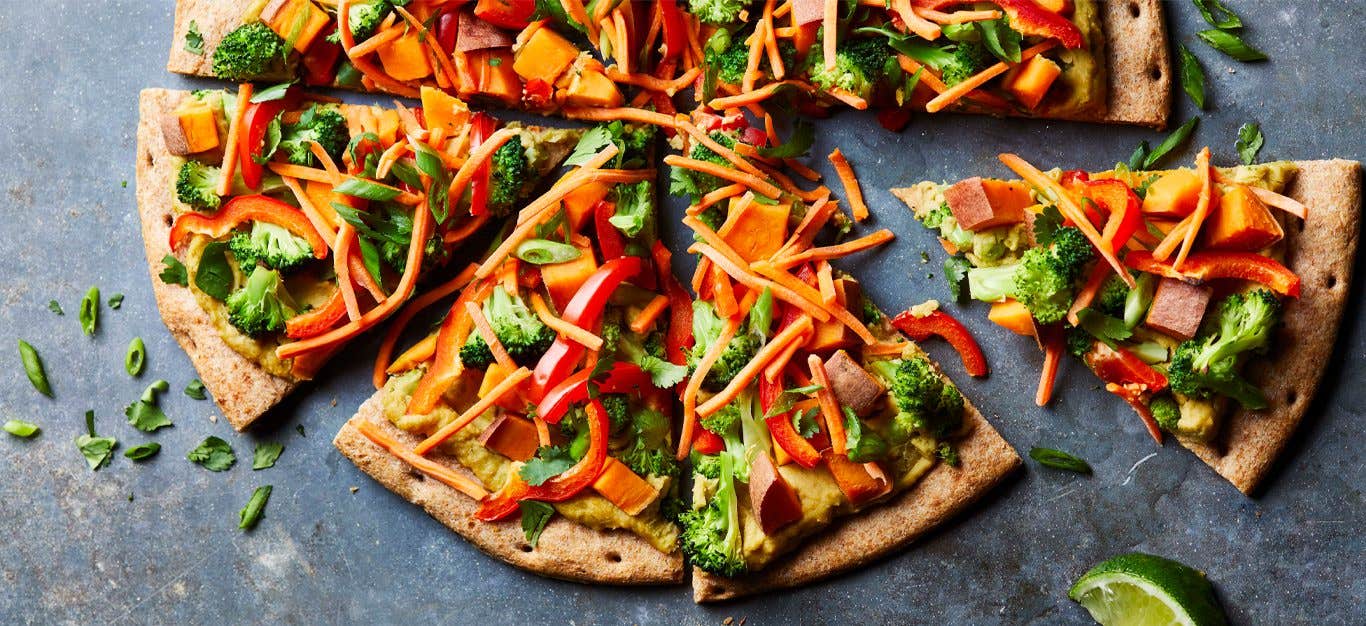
[1068,553,1227,626]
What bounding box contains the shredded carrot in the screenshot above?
[998,152,1134,287]
[372,264,478,387]
[774,195,835,258]
[808,355,848,454]
[334,225,363,321]
[605,66,700,95]
[897,55,949,93]
[308,141,343,183]
[712,264,740,318]
[218,84,253,196]
[375,141,409,179]
[447,128,520,209]
[281,176,340,242]
[751,261,874,342]
[1246,185,1309,220]
[927,42,1056,113]
[533,415,552,447]
[1174,147,1214,271]
[762,329,810,383]
[742,20,767,92]
[690,183,747,213]
[664,155,782,199]
[828,148,870,221]
[784,157,822,182]
[443,213,490,245]
[347,22,405,58]
[696,245,832,322]
[697,316,814,417]
[1036,327,1063,406]
[392,5,461,93]
[763,0,784,79]
[1152,216,1193,261]
[466,299,516,371]
[915,6,1001,23]
[560,106,678,129]
[707,80,814,111]
[817,261,837,306]
[692,257,712,296]
[337,1,419,98]
[865,342,911,357]
[776,229,894,268]
[354,419,488,499]
[388,333,437,374]
[530,291,603,351]
[561,0,597,41]
[413,367,532,455]
[822,0,838,71]
[1066,262,1111,327]
[631,294,671,335]
[266,161,336,183]
[827,89,870,110]
[679,120,775,188]
[678,316,740,459]
[682,214,754,270]
[754,160,830,202]
[891,0,942,39]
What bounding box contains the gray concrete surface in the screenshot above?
[0,1,1361,624]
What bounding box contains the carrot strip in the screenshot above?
[1036,327,1063,406]
[266,162,336,183]
[560,106,678,129]
[914,7,1001,23]
[809,355,847,454]
[354,420,488,499]
[1152,216,1193,261]
[1246,185,1309,220]
[218,84,253,196]
[682,214,755,271]
[334,224,363,321]
[413,367,532,455]
[446,128,520,210]
[751,261,874,343]
[530,292,604,351]
[864,342,911,356]
[697,316,813,418]
[897,55,948,93]
[466,298,516,370]
[762,329,809,383]
[822,0,837,71]
[375,141,409,179]
[784,157,822,182]
[891,0,942,39]
[679,121,772,184]
[827,89,870,110]
[347,23,405,58]
[1066,261,1111,326]
[828,148,870,221]
[373,264,478,388]
[388,333,437,374]
[927,42,1055,113]
[281,176,340,242]
[742,20,766,92]
[817,261,837,306]
[776,229,894,268]
[763,0,784,79]
[678,317,741,459]
[690,183,747,213]
[707,80,814,111]
[631,294,671,334]
[664,155,782,199]
[695,245,832,322]
[306,141,343,183]
[1174,147,1213,271]
[712,264,739,318]
[774,195,836,259]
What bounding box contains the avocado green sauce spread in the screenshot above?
[380,369,680,553]
[1037,0,1106,119]
[185,236,298,379]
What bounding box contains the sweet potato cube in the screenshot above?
[1202,184,1284,251]
[262,0,331,53]
[562,181,612,232]
[478,361,529,412]
[822,450,891,506]
[420,86,471,134]
[943,177,1031,230]
[1008,55,1062,110]
[477,414,539,462]
[823,350,885,418]
[472,49,522,105]
[721,199,791,262]
[988,299,1036,336]
[513,27,580,85]
[748,453,803,534]
[806,279,858,352]
[161,101,220,155]
[562,69,625,108]
[1141,170,1202,218]
[1144,278,1213,340]
[592,458,659,516]
[378,29,433,81]
[540,242,599,310]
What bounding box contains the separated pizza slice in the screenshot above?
[135,86,581,429]
[894,152,1360,493]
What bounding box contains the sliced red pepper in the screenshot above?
[658,0,687,62]
[536,362,653,425]
[914,0,1083,48]
[594,200,627,261]
[524,78,554,109]
[475,398,610,521]
[406,280,494,416]
[891,309,990,377]
[692,428,725,455]
[473,0,535,30]
[1124,251,1301,298]
[1081,179,1142,252]
[651,241,693,365]
[301,25,343,86]
[760,375,822,468]
[1118,391,1163,445]
[531,257,645,399]
[1083,342,1168,393]
[169,194,328,257]
[876,107,913,133]
[285,288,348,339]
[1058,169,1090,187]
[237,98,291,191]
[740,126,768,147]
[467,113,498,217]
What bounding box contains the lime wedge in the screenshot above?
[1068,553,1227,626]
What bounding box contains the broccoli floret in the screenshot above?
[679,451,746,577]
[870,357,964,441]
[175,160,223,210]
[1149,394,1181,433]
[693,205,726,245]
[1097,274,1131,317]
[488,138,530,216]
[614,407,680,478]
[279,105,348,167]
[807,37,891,100]
[714,38,796,85]
[212,22,285,81]
[1167,340,1267,409]
[688,0,752,25]
[225,266,296,336]
[228,222,315,272]
[1165,290,1280,409]
[861,299,882,325]
[1066,326,1095,357]
[940,41,992,86]
[687,131,737,195]
[458,288,557,368]
[327,0,392,44]
[1011,226,1095,324]
[687,301,760,392]
[691,451,723,480]
[601,393,632,433]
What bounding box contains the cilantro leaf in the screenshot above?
[636,355,689,388]
[76,410,116,471]
[48,300,63,315]
[187,436,236,471]
[185,20,205,55]
[792,408,820,438]
[194,241,234,301]
[519,501,555,548]
[159,255,188,286]
[107,293,124,309]
[519,445,575,486]
[1032,204,1065,246]
[944,256,971,301]
[563,126,613,167]
[252,442,284,470]
[1235,122,1264,166]
[184,379,207,400]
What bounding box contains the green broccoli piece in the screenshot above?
[679,451,746,577]
[225,266,296,336]
[1066,326,1095,357]
[693,204,726,245]
[458,288,557,368]
[175,160,223,211]
[687,301,760,392]
[1167,340,1266,409]
[1149,394,1181,433]
[488,138,530,216]
[278,105,348,167]
[688,0,752,25]
[861,299,882,325]
[807,37,891,100]
[211,22,285,81]
[1011,226,1094,324]
[228,222,315,272]
[870,357,964,441]
[687,131,737,195]
[1165,290,1280,409]
[614,407,680,478]
[714,38,796,85]
[1097,274,1131,317]
[690,451,723,480]
[593,121,655,169]
[327,0,392,44]
[940,40,992,86]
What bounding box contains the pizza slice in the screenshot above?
[894,152,1360,493]
[135,86,580,429]
[333,122,697,583]
[663,112,1019,601]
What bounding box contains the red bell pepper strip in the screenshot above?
[467,113,497,217]
[473,0,536,30]
[876,107,912,133]
[594,200,627,261]
[891,309,990,377]
[536,362,653,424]
[1083,343,1168,393]
[692,428,726,455]
[531,257,645,399]
[657,0,687,62]
[914,0,1083,48]
[1058,169,1090,187]
[651,241,693,365]
[1082,179,1142,252]
[475,398,610,521]
[237,96,293,190]
[285,288,348,339]
[760,375,822,469]
[169,194,328,257]
[1118,392,1163,445]
[301,25,343,86]
[1124,251,1301,297]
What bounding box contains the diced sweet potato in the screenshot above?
[263,0,331,53]
[823,350,885,418]
[471,49,522,105]
[944,177,1031,230]
[477,413,539,462]
[989,299,1035,336]
[1141,169,1202,218]
[1202,184,1284,251]
[806,279,859,352]
[378,29,433,81]
[748,452,802,534]
[562,181,612,232]
[1144,277,1213,340]
[562,69,624,108]
[592,458,660,516]
[822,450,891,506]
[478,361,529,412]
[1008,55,1062,110]
[420,86,470,134]
[513,27,579,85]
[160,101,220,155]
[540,241,598,310]
[720,199,791,262]
[791,0,825,25]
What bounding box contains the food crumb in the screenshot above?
[723,618,733,625]
[350,486,359,494]
[331,398,337,407]
[209,414,218,423]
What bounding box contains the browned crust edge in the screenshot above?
[332,393,685,585]
[135,88,295,431]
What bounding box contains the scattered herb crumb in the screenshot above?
[252,442,284,470]
[185,20,205,55]
[18,339,52,397]
[239,485,272,530]
[1236,122,1264,165]
[76,410,117,471]
[108,293,124,309]
[349,486,359,494]
[187,436,236,471]
[295,424,306,437]
[184,379,208,400]
[4,420,40,438]
[48,300,63,315]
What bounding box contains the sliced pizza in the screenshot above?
[894,152,1360,493]
[135,86,579,429]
